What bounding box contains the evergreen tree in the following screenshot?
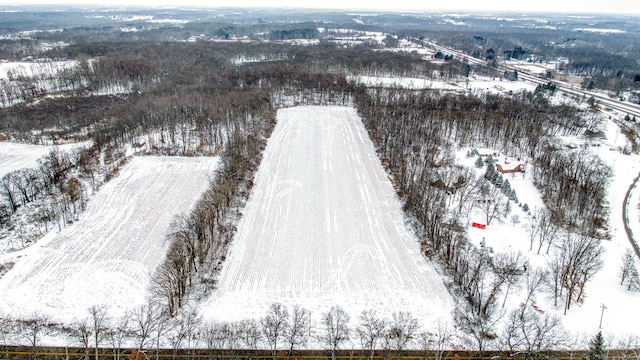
[587,331,606,360]
[485,162,496,180]
[494,174,504,187]
[502,179,511,193]
[522,203,529,213]
[475,156,485,168]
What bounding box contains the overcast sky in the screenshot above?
[0,0,638,14]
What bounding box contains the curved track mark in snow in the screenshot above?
[0,156,219,322]
[202,106,453,325]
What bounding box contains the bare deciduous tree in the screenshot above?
[619,249,640,291]
[558,234,604,314]
[15,312,55,348]
[417,321,451,360]
[527,207,559,254]
[356,310,386,360]
[238,319,262,350]
[108,312,132,360]
[67,317,91,358]
[475,181,507,226]
[502,304,567,353]
[131,303,163,349]
[286,305,311,355]
[89,305,110,360]
[454,306,499,354]
[384,311,418,352]
[261,303,289,360]
[319,305,350,360]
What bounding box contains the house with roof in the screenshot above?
[471,148,525,174]
[495,156,525,174]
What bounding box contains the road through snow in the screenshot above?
[202,106,453,326]
[0,156,218,322]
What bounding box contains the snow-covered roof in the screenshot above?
[496,156,524,172]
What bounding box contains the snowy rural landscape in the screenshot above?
[202,106,453,325]
[0,156,219,321]
[1,5,640,357]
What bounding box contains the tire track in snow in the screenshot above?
[203,106,454,325]
[0,156,219,321]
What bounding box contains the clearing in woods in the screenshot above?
[0,156,219,321]
[202,106,453,325]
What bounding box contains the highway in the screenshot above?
[418,39,640,121]
[416,38,640,261]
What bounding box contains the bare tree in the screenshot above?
[319,305,350,360]
[356,310,386,360]
[89,305,110,360]
[527,207,559,254]
[131,303,163,349]
[108,312,132,360]
[502,304,567,353]
[0,314,14,345]
[67,318,91,359]
[475,181,507,225]
[521,267,547,317]
[286,305,311,355]
[384,311,419,352]
[619,249,640,291]
[201,322,226,349]
[557,234,604,314]
[15,312,55,348]
[261,303,289,360]
[238,319,262,350]
[168,307,202,354]
[454,306,499,354]
[492,252,526,309]
[417,321,451,360]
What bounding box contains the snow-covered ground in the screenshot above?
[461,116,640,341]
[0,141,86,178]
[0,60,78,80]
[350,75,537,95]
[201,106,453,328]
[0,156,219,322]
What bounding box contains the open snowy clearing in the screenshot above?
[201,106,453,328]
[0,156,219,322]
[0,141,87,178]
[0,60,78,80]
[461,118,640,340]
[349,75,536,95]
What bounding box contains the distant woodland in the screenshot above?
[1,9,639,352]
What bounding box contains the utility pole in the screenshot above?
[599,303,607,329]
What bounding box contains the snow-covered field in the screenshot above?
[350,75,537,94]
[0,60,78,80]
[0,156,218,322]
[0,141,86,178]
[201,106,453,328]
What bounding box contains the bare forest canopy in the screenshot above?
[0,7,635,353]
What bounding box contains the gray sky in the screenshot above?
[0,0,638,14]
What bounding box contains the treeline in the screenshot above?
[532,148,610,235]
[2,302,637,357]
[150,95,275,315]
[0,144,123,246]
